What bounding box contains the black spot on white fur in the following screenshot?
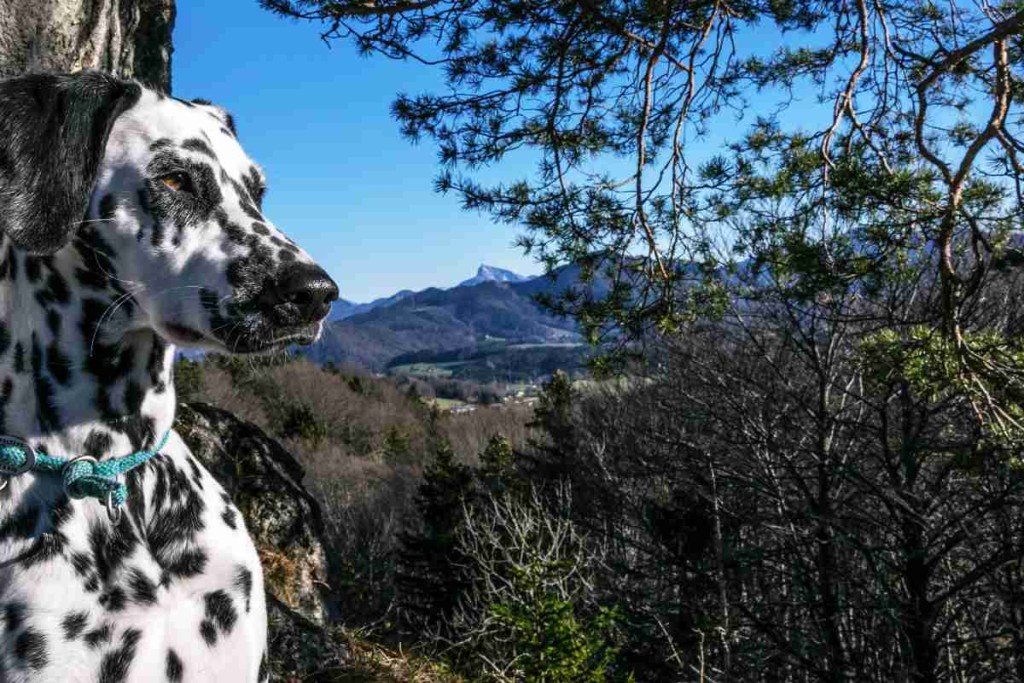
[62,612,89,641]
[166,649,184,681]
[97,628,142,682]
[235,566,254,613]
[15,628,48,671]
[4,603,25,631]
[204,590,238,635]
[85,624,113,649]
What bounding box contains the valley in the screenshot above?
[307,264,593,387]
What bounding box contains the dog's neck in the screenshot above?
[0,230,176,460]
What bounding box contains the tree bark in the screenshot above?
[0,0,175,91]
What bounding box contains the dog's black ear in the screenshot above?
[0,71,142,254]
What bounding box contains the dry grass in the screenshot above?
[335,633,466,683]
[271,630,463,683]
[259,545,303,609]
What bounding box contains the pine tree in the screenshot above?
[396,437,477,630]
[527,370,578,481]
[382,426,411,462]
[479,433,528,499]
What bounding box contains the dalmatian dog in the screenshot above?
[0,71,338,681]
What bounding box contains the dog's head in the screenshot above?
[0,71,338,354]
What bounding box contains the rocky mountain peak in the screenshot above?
[458,264,533,287]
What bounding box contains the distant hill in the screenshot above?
[332,264,533,323]
[309,281,580,370]
[331,264,535,323]
[458,264,534,288]
[309,261,632,372]
[509,262,616,301]
[328,298,361,320]
[328,289,415,321]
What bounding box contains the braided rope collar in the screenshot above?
[0,431,171,520]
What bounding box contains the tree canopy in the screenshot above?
[262,0,1024,430]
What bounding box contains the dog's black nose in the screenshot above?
[267,263,339,325]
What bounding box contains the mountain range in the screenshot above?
[328,289,415,322]
[308,264,587,371]
[329,265,536,322]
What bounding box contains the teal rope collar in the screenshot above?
[0,431,171,515]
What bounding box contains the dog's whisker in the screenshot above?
[89,288,143,357]
[210,318,244,334]
[74,217,116,227]
[74,241,141,287]
[86,286,210,358]
[228,322,246,355]
[151,285,206,295]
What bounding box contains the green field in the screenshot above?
[574,376,653,393]
[389,363,457,378]
[424,397,469,410]
[387,342,589,385]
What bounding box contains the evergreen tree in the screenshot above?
[527,370,578,481]
[382,426,411,462]
[396,437,477,629]
[478,433,518,495]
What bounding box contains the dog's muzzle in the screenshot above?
[257,263,339,327]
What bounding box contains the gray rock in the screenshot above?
[176,403,353,677]
[0,0,175,90]
[177,402,334,625]
[177,402,359,678]
[267,595,349,681]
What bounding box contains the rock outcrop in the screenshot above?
[176,402,349,678]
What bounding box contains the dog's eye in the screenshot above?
[159,172,193,194]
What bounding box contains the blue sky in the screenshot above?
[174,3,847,302]
[173,1,539,302]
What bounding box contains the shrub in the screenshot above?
[449,488,624,682]
[486,585,622,683]
[383,427,412,463]
[307,453,420,626]
[479,434,518,495]
[279,401,330,444]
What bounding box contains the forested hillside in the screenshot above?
[257,0,1024,679]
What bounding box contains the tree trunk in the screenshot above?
[0,0,175,91]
